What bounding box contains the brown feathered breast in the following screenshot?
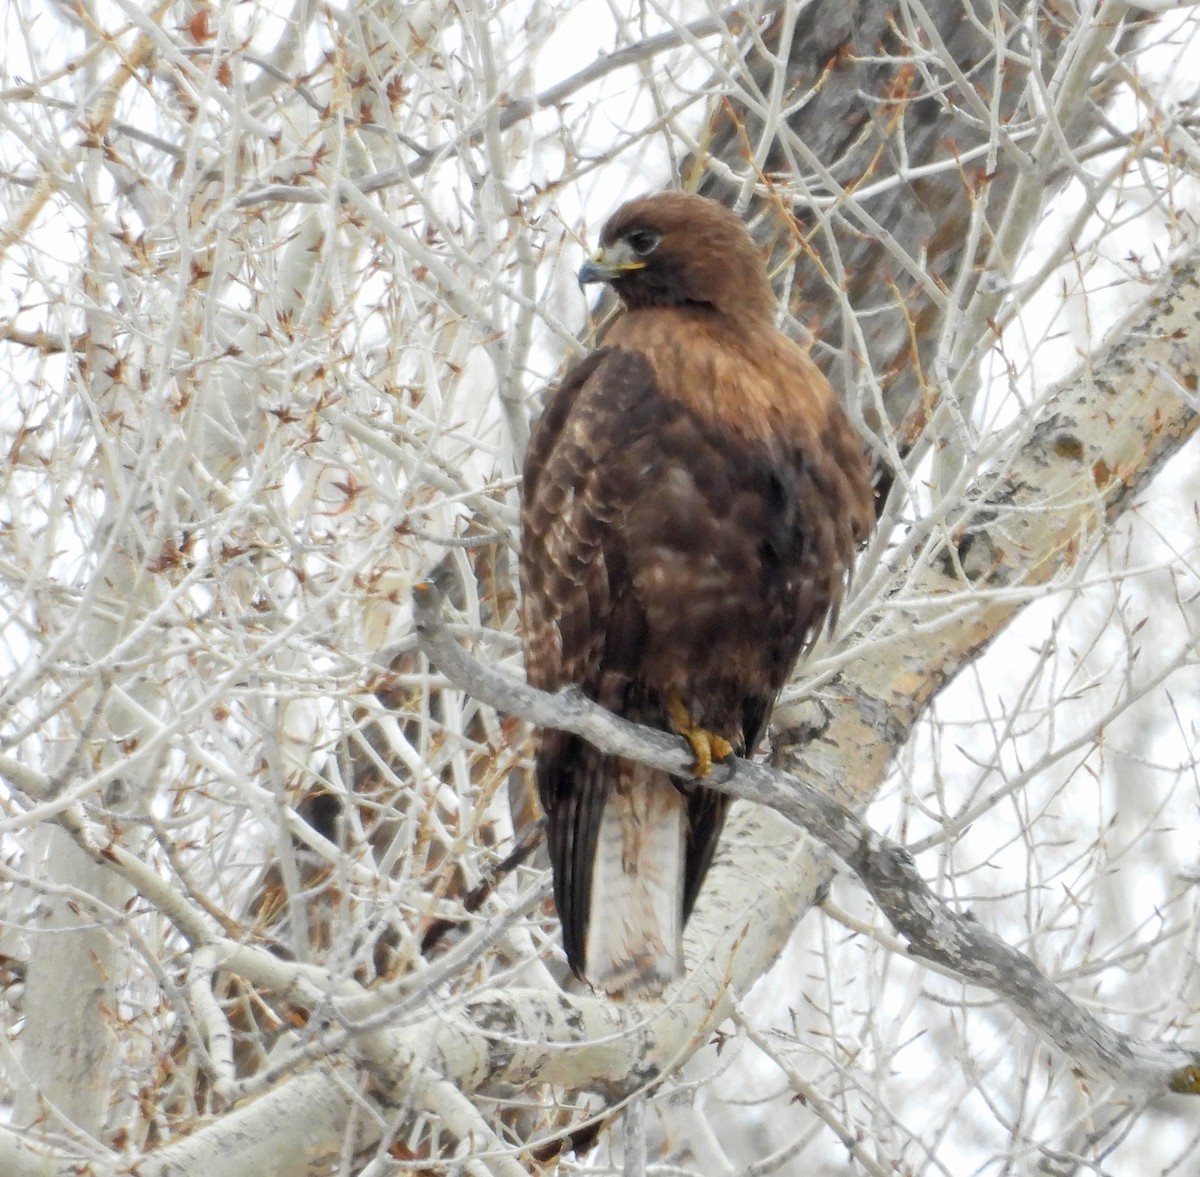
[520,192,873,995]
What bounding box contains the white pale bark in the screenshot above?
[13,32,148,1124]
[14,830,126,1132]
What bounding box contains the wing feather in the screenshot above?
[520,321,870,992]
[522,351,670,982]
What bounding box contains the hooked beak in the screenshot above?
[577,242,646,287]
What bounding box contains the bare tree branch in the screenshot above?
[411,585,1200,1095]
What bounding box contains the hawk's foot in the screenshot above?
[666,696,734,778]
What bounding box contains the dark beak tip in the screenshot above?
[577,259,605,287]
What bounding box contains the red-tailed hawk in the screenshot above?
[520,192,873,995]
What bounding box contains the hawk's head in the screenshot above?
[579,192,776,326]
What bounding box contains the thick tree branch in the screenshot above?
[773,244,1200,814]
[412,583,1200,1095]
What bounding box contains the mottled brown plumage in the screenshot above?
[520,192,873,995]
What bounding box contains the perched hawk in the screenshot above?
[520,192,873,995]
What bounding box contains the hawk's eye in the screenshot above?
[626,230,660,257]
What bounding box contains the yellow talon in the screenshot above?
[666,696,734,778]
